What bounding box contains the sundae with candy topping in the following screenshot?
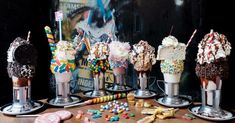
[157,35,186,82]
[51,40,76,74]
[87,42,110,74]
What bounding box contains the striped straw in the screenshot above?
[26,31,31,42]
[186,29,197,47]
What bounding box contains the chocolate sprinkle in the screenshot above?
[195,58,229,80]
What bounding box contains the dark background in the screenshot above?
[0,0,234,108]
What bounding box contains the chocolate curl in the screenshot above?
[186,29,197,48]
[44,26,56,56]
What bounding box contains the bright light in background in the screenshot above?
[174,0,184,6]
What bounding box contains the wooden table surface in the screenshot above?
[0,97,234,123]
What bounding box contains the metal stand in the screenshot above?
[106,68,131,92]
[155,79,191,107]
[132,73,156,98]
[1,77,43,115]
[198,88,225,117]
[84,72,110,98]
[48,72,81,106]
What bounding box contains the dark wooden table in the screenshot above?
[0,97,234,123]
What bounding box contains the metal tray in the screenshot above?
[132,90,157,99]
[83,90,111,98]
[47,95,82,107]
[155,95,192,108]
[1,100,44,116]
[188,104,235,121]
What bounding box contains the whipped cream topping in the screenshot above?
[55,41,75,61]
[87,42,109,61]
[162,35,178,47]
[197,30,231,64]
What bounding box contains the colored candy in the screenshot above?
[87,42,110,75]
[44,26,76,74]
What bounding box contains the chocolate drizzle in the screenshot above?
[195,58,229,80]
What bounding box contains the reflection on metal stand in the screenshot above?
[189,78,235,121]
[48,72,81,106]
[84,72,110,98]
[132,73,156,98]
[107,67,132,92]
[1,76,44,115]
[155,79,191,108]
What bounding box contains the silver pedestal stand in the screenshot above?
[1,77,44,115]
[48,72,81,107]
[189,78,235,121]
[106,68,132,92]
[132,73,156,98]
[156,80,191,108]
[84,72,110,98]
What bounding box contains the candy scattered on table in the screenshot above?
[127,93,136,106]
[84,117,96,123]
[99,100,129,115]
[138,106,178,122]
[181,113,196,120]
[143,102,152,108]
[135,99,144,108]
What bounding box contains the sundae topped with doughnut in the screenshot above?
[7,37,37,86]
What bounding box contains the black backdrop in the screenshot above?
[0,0,234,108]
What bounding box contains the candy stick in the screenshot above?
[186,29,197,47]
[44,26,56,55]
[26,31,31,42]
[64,93,126,108]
